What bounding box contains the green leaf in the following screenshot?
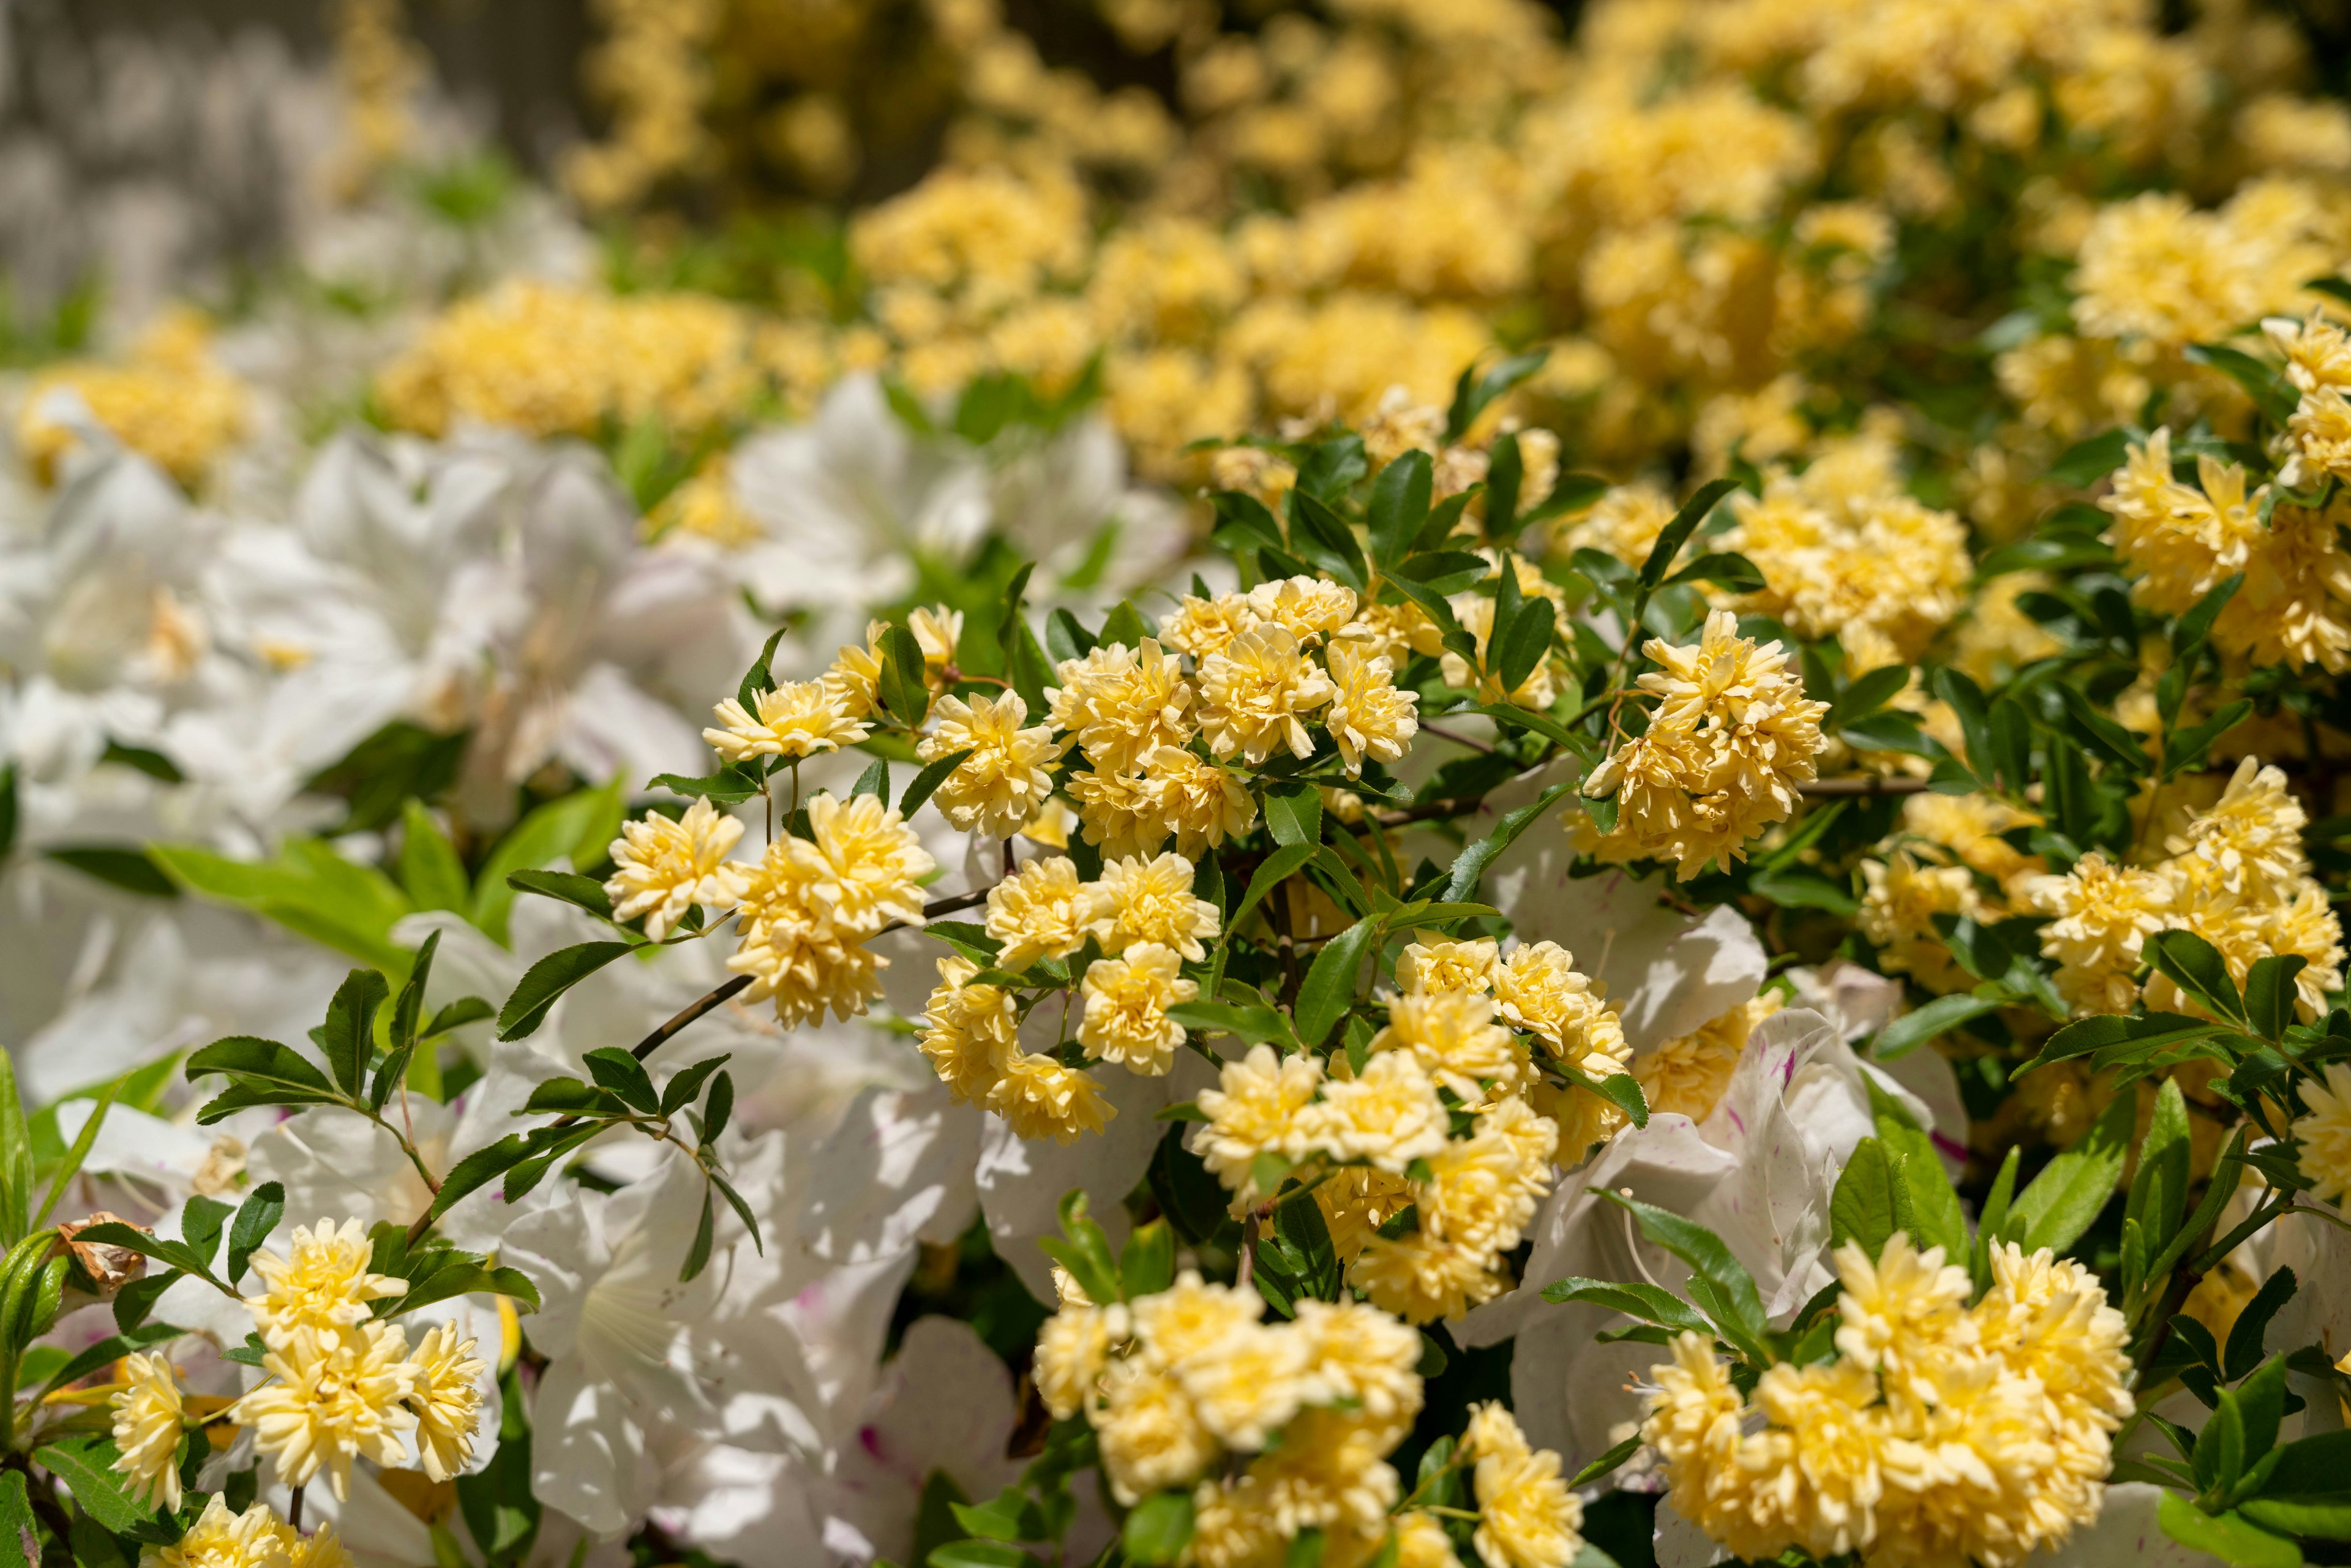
[1294,918,1377,1046]
[426,1136,531,1225]
[2057,682,2151,775]
[2244,955,2309,1044]
[1867,1079,1968,1261]
[1640,479,1739,589]
[681,1190,716,1282]
[1444,782,1576,904]
[1264,781,1323,849]
[1837,711,1940,756]
[470,780,625,945]
[424,997,493,1038]
[2020,1010,2224,1074]
[1570,1435,1644,1490]
[2187,342,2299,425]
[1164,1002,1296,1050]
[0,1055,24,1248]
[2197,1389,2250,1498]
[1829,1138,1914,1261]
[2049,427,2132,488]
[1121,1220,1176,1299]
[926,1543,1044,1568]
[1288,490,1368,593]
[43,846,177,899]
[180,1196,231,1272]
[2227,1267,2298,1382]
[69,1224,209,1282]
[1445,349,1548,443]
[2159,1495,2301,1568]
[185,1035,336,1100]
[1210,490,1286,555]
[2175,572,2246,658]
[1539,1276,1711,1335]
[1595,1190,1768,1352]
[1933,668,1993,781]
[1870,993,2005,1060]
[1493,593,1556,696]
[1484,432,1524,539]
[0,1462,34,1568]
[901,748,975,818]
[1664,552,1766,593]
[2147,929,2248,1026]
[2009,1089,2134,1256]
[224,1181,285,1289]
[1368,450,1433,568]
[34,1438,172,1538]
[659,1054,732,1117]
[880,624,931,730]
[581,1048,661,1113]
[399,799,471,914]
[2168,700,2255,779]
[1229,843,1318,936]
[504,869,617,924]
[1099,601,1149,651]
[737,626,787,710]
[1972,1146,2022,1291]
[1038,1191,1122,1308]
[2127,1079,2192,1272]
[496,942,634,1041]
[319,968,390,1097]
[1122,1490,1195,1566]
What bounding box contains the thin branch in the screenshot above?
[629,975,754,1062]
[1420,721,1496,756]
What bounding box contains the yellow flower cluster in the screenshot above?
[375,281,768,440]
[729,792,936,1029]
[602,797,749,942]
[564,0,720,212]
[2268,313,2351,490]
[2023,757,2344,1021]
[1193,943,1615,1325]
[18,309,249,489]
[1644,1233,2131,1568]
[150,1496,355,1568]
[1581,611,1831,879]
[1037,1274,1580,1567]
[2103,430,2351,673]
[106,1220,484,1506]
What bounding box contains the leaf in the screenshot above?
[0,1463,32,1568]
[2127,1079,2192,1274]
[1595,1190,1768,1352]
[1368,450,1433,568]
[2147,929,2248,1026]
[1871,993,2006,1060]
[42,846,178,899]
[702,1071,735,1145]
[2175,572,2246,657]
[2159,1495,2303,1567]
[1038,1191,1121,1308]
[582,1047,661,1113]
[1122,1490,1194,1566]
[659,1054,732,1117]
[2057,682,2152,775]
[423,1135,531,1223]
[0,1052,26,1247]
[1932,668,1993,781]
[900,748,974,818]
[1829,1138,1914,1260]
[1288,490,1368,593]
[2049,427,2133,488]
[1209,490,1286,554]
[1445,349,1548,443]
[1640,478,1740,588]
[880,623,931,730]
[1294,918,1378,1046]
[35,1438,173,1538]
[2187,342,2300,425]
[318,968,391,1097]
[424,997,493,1038]
[927,1544,1045,1568]
[1570,1435,1644,1490]
[681,1190,716,1282]
[224,1181,285,1289]
[2168,700,2255,779]
[1444,782,1576,904]
[2227,1267,2299,1382]
[1099,601,1149,651]
[398,799,471,914]
[2244,955,2309,1045]
[737,626,787,710]
[2009,1089,2134,1256]
[504,869,617,923]
[184,1035,336,1100]
[1264,782,1323,849]
[1539,1277,1711,1335]
[1229,844,1318,935]
[1493,593,1556,696]
[1664,552,1766,592]
[1165,1002,1296,1050]
[1121,1220,1176,1299]
[496,942,634,1041]
[2020,1010,2223,1074]
[646,765,760,805]
[1972,1146,2022,1291]
[1837,711,1940,756]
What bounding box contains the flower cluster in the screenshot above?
[727,791,936,1029]
[1644,1234,2131,1568]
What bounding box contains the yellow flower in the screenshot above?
[729,841,890,1028]
[1035,1301,1119,1420]
[145,1497,288,1568]
[782,792,935,938]
[1350,1230,1506,1324]
[110,1351,186,1512]
[985,855,1093,969]
[1832,1232,1972,1398]
[2165,757,2311,899]
[1243,1406,1401,1539]
[1142,746,1259,858]
[1198,623,1336,764]
[1048,639,1196,776]
[918,955,1019,1101]
[1420,1100,1555,1257]
[1323,643,1420,778]
[1396,938,1499,997]
[1157,593,1261,661]
[233,1322,418,1499]
[907,606,964,686]
[1132,1274,1264,1370]
[1973,1243,2132,1435]
[1370,990,1531,1102]
[602,798,748,940]
[2296,1062,2351,1207]
[703,680,870,763]
[1752,1359,1888,1559]
[1246,575,1359,645]
[282,1520,354,1568]
[1292,1297,1423,1428]
[1173,1318,1318,1450]
[1196,1044,1324,1191]
[1068,767,1167,861]
[1393,1510,1466,1568]
[921,691,1059,838]
[2022,852,2173,1017]
[1296,1050,1451,1174]
[827,621,888,718]
[244,1218,407,1349]
[1079,943,1198,1075]
[405,1324,486,1483]
[986,1051,1114,1142]
[1094,1359,1220,1505]
[1493,942,1628,1068]
[1634,994,1779,1121]
[1859,852,1985,995]
[1583,610,1829,879]
[1464,1403,1584,1568]
[1084,852,1221,959]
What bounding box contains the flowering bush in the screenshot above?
[10,1,2351,1567]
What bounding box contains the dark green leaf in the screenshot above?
[1229,843,1318,934]
[1288,490,1368,593]
[224,1181,285,1289]
[880,624,931,730]
[2245,955,2309,1044]
[2126,1079,2192,1272]
[900,748,975,818]
[1445,350,1548,443]
[1120,1220,1176,1299]
[1294,918,1378,1046]
[2049,428,2132,488]
[660,1055,732,1117]
[319,969,390,1097]
[1493,594,1556,696]
[2147,929,2247,1026]
[1368,451,1433,568]
[2158,1495,2300,1568]
[41,847,177,899]
[1664,552,1765,593]
[1539,1276,1711,1335]
[34,1438,171,1537]
[1444,782,1576,904]
[1640,479,1740,589]
[1264,781,1323,849]
[681,1190,716,1281]
[1122,1490,1194,1566]
[2009,1090,2134,1255]
[581,1047,659,1113]
[1871,993,2006,1060]
[496,942,634,1041]
[702,1071,735,1145]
